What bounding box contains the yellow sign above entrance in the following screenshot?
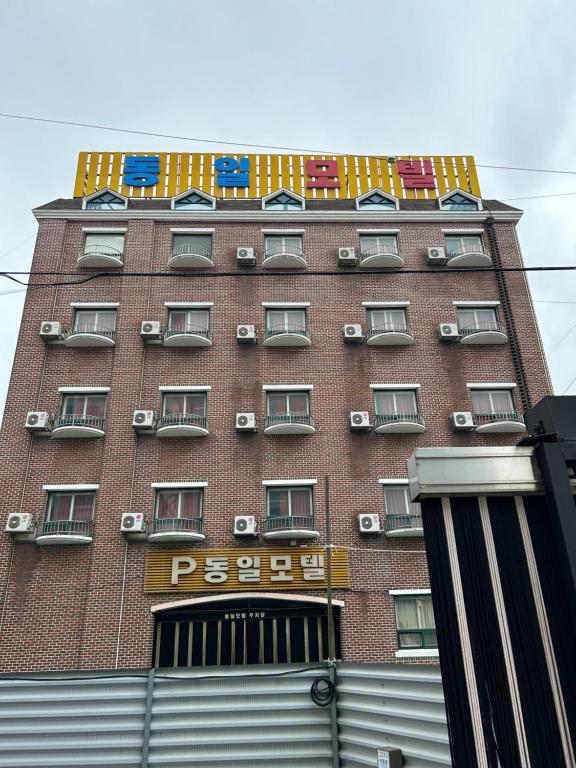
[74,152,480,200]
[145,547,350,593]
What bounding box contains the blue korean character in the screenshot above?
[123,155,160,187]
[215,156,250,188]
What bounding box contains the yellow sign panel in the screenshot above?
[145,547,350,593]
[74,152,480,200]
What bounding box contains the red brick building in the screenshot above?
[0,153,550,671]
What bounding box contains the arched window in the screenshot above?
[357,191,398,210]
[84,191,127,210]
[439,192,480,211]
[263,191,304,211]
[173,191,215,210]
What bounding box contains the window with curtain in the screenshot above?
[359,234,398,254]
[73,309,117,334]
[374,390,418,416]
[444,234,483,256]
[440,193,479,211]
[367,308,407,331]
[47,492,95,522]
[267,487,312,518]
[156,489,203,520]
[457,307,498,331]
[162,393,206,417]
[265,309,306,333]
[264,192,303,211]
[264,235,302,254]
[384,486,421,518]
[174,192,213,210]
[61,395,106,419]
[167,309,210,334]
[85,192,126,210]
[358,192,397,210]
[83,233,124,255]
[267,392,310,416]
[172,234,212,256]
[394,596,437,649]
[470,389,515,415]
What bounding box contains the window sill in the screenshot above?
[395,648,439,659]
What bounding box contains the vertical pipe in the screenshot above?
[141,668,155,768]
[325,475,336,661]
[329,662,340,768]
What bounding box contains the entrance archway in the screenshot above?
[152,593,343,667]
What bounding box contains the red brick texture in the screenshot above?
[0,212,551,671]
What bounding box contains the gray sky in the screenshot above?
[1,0,575,422]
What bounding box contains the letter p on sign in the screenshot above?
[171,556,197,585]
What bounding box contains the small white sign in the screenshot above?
[377,750,390,768]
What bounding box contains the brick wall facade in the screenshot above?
[0,207,551,671]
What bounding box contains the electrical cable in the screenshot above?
[310,677,336,707]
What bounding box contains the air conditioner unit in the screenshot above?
[438,323,460,341]
[358,513,381,533]
[350,411,371,430]
[25,411,52,431]
[236,413,257,432]
[5,513,36,534]
[427,246,446,264]
[237,324,257,343]
[121,512,146,534]
[234,515,257,536]
[451,411,475,431]
[140,320,162,340]
[343,324,364,342]
[338,247,357,266]
[39,321,63,340]
[237,247,256,266]
[133,410,156,430]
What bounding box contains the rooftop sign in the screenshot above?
[74,152,481,200]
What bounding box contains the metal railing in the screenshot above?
[459,321,505,337]
[263,515,316,534]
[170,244,213,260]
[152,517,204,535]
[53,414,105,430]
[69,323,116,340]
[472,411,522,426]
[80,244,124,262]
[265,325,309,339]
[386,514,423,533]
[375,412,424,428]
[446,242,488,261]
[360,243,400,259]
[156,414,208,430]
[263,244,305,259]
[397,628,438,649]
[265,413,314,429]
[367,324,412,338]
[164,325,211,341]
[40,519,93,537]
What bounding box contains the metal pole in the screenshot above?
[325,475,336,661]
[141,668,155,768]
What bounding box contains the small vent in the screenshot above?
[238,249,248,258]
[134,412,147,424]
[41,323,53,334]
[236,518,248,532]
[341,249,350,258]
[8,516,22,530]
[237,414,249,426]
[442,325,453,334]
[352,413,364,425]
[123,515,135,529]
[142,322,154,334]
[346,326,357,336]
[430,249,440,258]
[27,413,39,426]
[361,516,374,530]
[455,413,468,425]
[238,326,249,337]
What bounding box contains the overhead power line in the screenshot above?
[2,111,576,177]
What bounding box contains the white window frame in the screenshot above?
[161,391,207,417]
[171,188,216,211]
[262,188,306,211]
[373,389,419,416]
[265,307,307,332]
[82,188,128,211]
[469,388,516,415]
[266,486,313,518]
[444,233,483,254]
[60,393,106,419]
[366,306,407,331]
[154,488,204,520]
[267,390,310,416]
[359,233,398,254]
[438,189,481,211]
[356,188,399,211]
[46,490,96,522]
[381,484,421,519]
[73,308,117,333]
[390,591,438,657]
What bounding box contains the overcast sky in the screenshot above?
[1,0,575,423]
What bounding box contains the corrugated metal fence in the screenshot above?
[0,663,450,767]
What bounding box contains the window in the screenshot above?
[83,233,124,257]
[359,234,398,255]
[172,234,212,258]
[470,389,516,416]
[267,391,310,419]
[167,309,210,336]
[265,308,306,334]
[394,595,437,649]
[155,489,203,521]
[61,394,106,423]
[173,192,214,210]
[264,192,304,211]
[444,234,483,257]
[457,307,499,332]
[85,191,126,210]
[367,307,407,332]
[264,235,303,255]
[267,487,313,519]
[46,491,95,522]
[374,389,419,417]
[384,486,421,520]
[73,309,117,336]
[162,392,207,418]
[357,191,397,210]
[440,192,480,211]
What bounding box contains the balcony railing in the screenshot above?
[472,411,522,426]
[164,325,211,341]
[263,245,304,259]
[171,244,213,260]
[375,413,424,428]
[264,515,316,534]
[69,324,116,340]
[39,519,94,537]
[53,414,105,430]
[385,514,423,533]
[446,243,489,263]
[265,326,309,339]
[265,413,314,429]
[156,414,208,430]
[459,321,504,337]
[152,517,204,535]
[80,244,124,261]
[360,243,399,259]
[397,628,438,650]
[367,324,413,339]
